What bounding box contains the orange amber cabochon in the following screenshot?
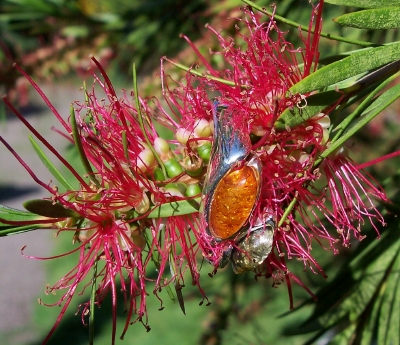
[209,165,259,239]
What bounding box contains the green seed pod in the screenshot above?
[186,183,201,197]
[164,157,184,178]
[197,142,212,163]
[153,167,166,181]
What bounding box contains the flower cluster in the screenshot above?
[163,2,387,290]
[0,0,389,343]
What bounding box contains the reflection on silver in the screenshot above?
[201,103,259,238]
[201,103,276,273]
[230,215,275,274]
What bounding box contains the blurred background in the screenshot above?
[0,0,399,344]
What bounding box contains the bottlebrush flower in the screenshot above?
[162,0,388,304]
[1,59,212,344]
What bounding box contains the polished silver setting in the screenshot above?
[201,104,254,233]
[230,215,275,274]
[201,104,262,239]
[201,103,275,273]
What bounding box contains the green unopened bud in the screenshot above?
[153,167,166,181]
[197,142,212,163]
[186,183,201,197]
[194,119,212,137]
[164,157,184,178]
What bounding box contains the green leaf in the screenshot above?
[377,251,400,345]
[289,42,400,95]
[0,205,47,235]
[0,205,46,225]
[360,82,400,118]
[334,7,400,29]
[322,81,400,159]
[325,0,400,8]
[61,25,89,38]
[290,221,400,344]
[0,225,42,236]
[275,90,343,130]
[329,324,356,345]
[146,198,200,219]
[242,0,376,47]
[29,136,74,191]
[70,105,100,188]
[23,199,79,218]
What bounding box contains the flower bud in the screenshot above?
[194,119,212,137]
[134,192,150,214]
[154,137,171,160]
[165,182,186,195]
[251,125,267,137]
[315,113,330,129]
[175,127,192,145]
[116,220,132,252]
[137,147,155,174]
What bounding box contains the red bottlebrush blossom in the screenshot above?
[162,0,387,304]
[1,60,211,344]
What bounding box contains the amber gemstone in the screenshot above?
[209,165,259,239]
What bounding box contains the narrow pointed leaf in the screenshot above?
[29,136,74,191]
[292,225,400,344]
[0,225,42,236]
[23,199,79,218]
[321,82,400,159]
[0,205,49,235]
[175,282,186,315]
[334,7,400,29]
[0,205,47,225]
[142,198,200,219]
[289,42,400,95]
[70,105,100,187]
[275,90,342,130]
[325,0,400,8]
[329,324,357,345]
[377,251,400,345]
